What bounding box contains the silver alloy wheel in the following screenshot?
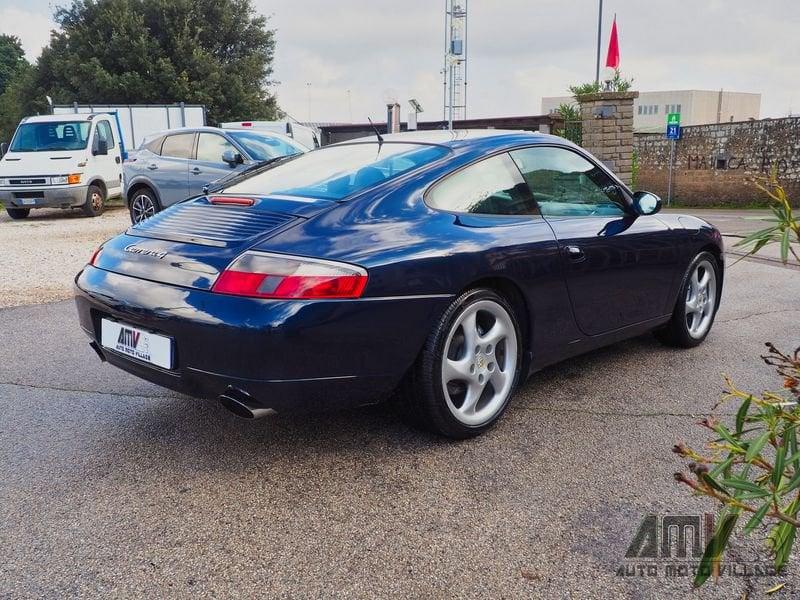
[685,259,717,339]
[441,299,518,426]
[131,193,157,223]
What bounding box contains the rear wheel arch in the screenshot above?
[127,182,159,207]
[399,285,525,437]
[457,276,532,360]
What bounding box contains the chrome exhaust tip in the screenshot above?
[219,386,276,419]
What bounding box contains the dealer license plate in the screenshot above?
[100,319,173,369]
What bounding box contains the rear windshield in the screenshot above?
[223,142,450,200]
[10,121,91,152]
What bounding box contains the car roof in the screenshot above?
[145,126,300,142]
[333,129,570,150]
[146,126,294,136]
[22,113,106,123]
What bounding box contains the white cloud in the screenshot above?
[0,6,56,61]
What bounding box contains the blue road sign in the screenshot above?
[666,123,681,140]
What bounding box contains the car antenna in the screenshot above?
[367,117,384,148]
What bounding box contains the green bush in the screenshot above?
[675,175,800,588]
[568,70,634,101]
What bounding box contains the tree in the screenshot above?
[0,35,27,96]
[0,36,36,142]
[0,64,40,142]
[31,0,278,124]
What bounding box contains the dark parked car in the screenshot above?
[76,130,724,438]
[123,126,307,223]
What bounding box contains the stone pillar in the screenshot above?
[578,91,638,186]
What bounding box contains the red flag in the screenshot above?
[605,16,620,69]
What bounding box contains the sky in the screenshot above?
[2,0,798,123]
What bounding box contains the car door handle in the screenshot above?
[147,163,158,170]
[191,167,202,175]
[565,245,585,261]
[115,156,121,164]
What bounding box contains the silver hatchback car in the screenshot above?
[123,127,308,223]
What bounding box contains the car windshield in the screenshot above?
[228,131,307,161]
[223,142,450,200]
[9,121,92,152]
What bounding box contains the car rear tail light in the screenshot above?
[88,246,103,266]
[212,252,368,299]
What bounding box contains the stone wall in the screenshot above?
[579,91,638,185]
[634,117,800,206]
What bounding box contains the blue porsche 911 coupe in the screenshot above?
[75,130,723,438]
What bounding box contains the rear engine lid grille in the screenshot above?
[128,202,296,247]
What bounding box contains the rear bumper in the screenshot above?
[74,266,451,413]
[0,185,87,209]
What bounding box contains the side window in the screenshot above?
[510,146,625,217]
[161,133,195,159]
[94,121,115,149]
[425,153,537,216]
[142,135,164,155]
[196,133,236,163]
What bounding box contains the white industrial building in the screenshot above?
[541,90,761,132]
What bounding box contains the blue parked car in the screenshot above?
[76,130,724,438]
[123,126,307,223]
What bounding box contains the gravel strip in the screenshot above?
[0,206,130,308]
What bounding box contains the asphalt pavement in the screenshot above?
[1,256,799,598]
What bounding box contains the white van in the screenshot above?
[0,113,123,219]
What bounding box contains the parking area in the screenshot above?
[0,208,798,597]
[0,206,130,308]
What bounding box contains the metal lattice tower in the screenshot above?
[443,0,467,128]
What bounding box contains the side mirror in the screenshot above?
[632,191,662,216]
[222,149,243,166]
[94,139,108,156]
[0,142,7,158]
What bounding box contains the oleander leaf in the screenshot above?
[746,430,771,462]
[694,511,739,587]
[743,502,771,534]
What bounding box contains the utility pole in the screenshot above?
[595,0,603,85]
[667,139,675,206]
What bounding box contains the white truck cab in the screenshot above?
[0,113,123,219]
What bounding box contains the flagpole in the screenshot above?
[595,0,603,84]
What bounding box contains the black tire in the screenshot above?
[655,251,721,348]
[5,207,30,220]
[82,184,105,217]
[128,186,161,224]
[400,288,523,439]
